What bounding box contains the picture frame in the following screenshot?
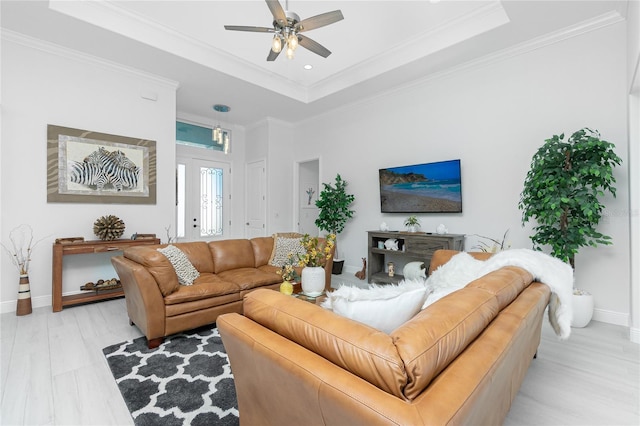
[302,182,318,208]
[47,125,157,204]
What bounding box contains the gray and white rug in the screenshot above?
[102,326,239,426]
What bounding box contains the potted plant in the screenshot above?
[315,174,355,274]
[404,216,421,232]
[518,128,622,327]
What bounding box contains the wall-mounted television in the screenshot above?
[379,159,462,213]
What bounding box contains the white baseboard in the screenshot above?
[630,327,640,344]
[593,308,629,326]
[1,295,51,314]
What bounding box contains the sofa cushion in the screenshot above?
[123,246,180,296]
[163,273,240,305]
[209,239,255,273]
[251,237,275,267]
[243,289,408,399]
[321,280,431,334]
[171,242,215,273]
[268,236,306,267]
[157,245,200,286]
[218,268,282,290]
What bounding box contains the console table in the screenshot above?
[52,238,160,312]
[367,231,464,284]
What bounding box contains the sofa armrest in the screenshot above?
[218,313,423,426]
[111,255,165,341]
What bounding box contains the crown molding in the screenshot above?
[1,29,180,90]
[299,10,625,126]
[48,0,307,102]
[307,1,511,103]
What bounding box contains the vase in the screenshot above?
[17,274,32,316]
[301,266,325,297]
[571,293,594,328]
[280,280,294,295]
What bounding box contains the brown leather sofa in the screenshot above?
[111,236,333,348]
[217,250,551,425]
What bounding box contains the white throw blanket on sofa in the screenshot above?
[425,249,574,340]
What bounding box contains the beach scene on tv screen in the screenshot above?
[379,159,462,213]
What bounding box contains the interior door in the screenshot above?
[245,159,266,238]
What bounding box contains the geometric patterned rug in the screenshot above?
[102,326,239,426]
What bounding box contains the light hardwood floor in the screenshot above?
[1,297,638,425]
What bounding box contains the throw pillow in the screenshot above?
[268,236,306,267]
[157,245,200,286]
[321,280,431,334]
[423,251,485,308]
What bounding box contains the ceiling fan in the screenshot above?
[224,0,344,61]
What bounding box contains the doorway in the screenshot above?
[245,159,267,238]
[296,159,320,235]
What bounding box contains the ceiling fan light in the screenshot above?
[287,33,298,50]
[286,46,295,60]
[271,35,282,53]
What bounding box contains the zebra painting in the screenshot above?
[69,146,140,191]
[68,161,109,190]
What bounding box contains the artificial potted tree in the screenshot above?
[315,174,355,274]
[519,128,622,327]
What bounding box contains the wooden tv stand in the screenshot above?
[367,231,464,284]
[52,238,160,312]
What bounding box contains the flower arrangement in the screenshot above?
[1,224,43,275]
[277,259,299,283]
[297,233,336,267]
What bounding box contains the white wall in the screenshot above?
[627,0,640,342]
[245,118,295,235]
[0,33,178,311]
[294,21,631,323]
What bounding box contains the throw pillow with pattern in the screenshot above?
[157,245,200,286]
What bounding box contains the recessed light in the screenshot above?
[303,64,313,70]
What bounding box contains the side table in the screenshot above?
[52,238,160,312]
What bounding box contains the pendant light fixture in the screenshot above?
[212,104,231,153]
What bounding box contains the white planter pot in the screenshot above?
[301,266,325,297]
[571,293,594,328]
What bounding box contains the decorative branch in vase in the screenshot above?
[1,224,45,315]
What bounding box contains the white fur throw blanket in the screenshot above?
[425,249,574,339]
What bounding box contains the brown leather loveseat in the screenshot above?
[111,235,333,348]
[218,250,552,425]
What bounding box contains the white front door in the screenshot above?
[245,159,266,238]
[177,157,230,241]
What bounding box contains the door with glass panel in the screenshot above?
[176,158,230,241]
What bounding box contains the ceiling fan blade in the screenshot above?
[267,48,281,62]
[298,34,331,58]
[224,25,274,33]
[265,0,287,27]
[296,10,344,32]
